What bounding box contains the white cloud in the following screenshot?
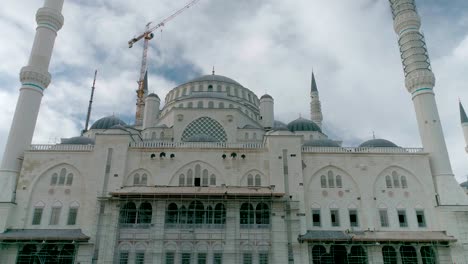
[0,0,467,182]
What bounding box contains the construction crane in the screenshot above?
[129,0,200,126]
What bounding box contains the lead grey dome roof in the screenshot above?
[303,139,340,147]
[359,138,398,148]
[273,120,288,131]
[461,181,468,188]
[287,118,322,133]
[185,74,241,86]
[90,116,127,130]
[61,136,95,145]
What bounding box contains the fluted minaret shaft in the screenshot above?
[0,0,64,202]
[310,72,323,128]
[390,0,467,204]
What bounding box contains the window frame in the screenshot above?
[312,209,321,227]
[330,209,340,227]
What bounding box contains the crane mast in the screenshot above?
[129,0,200,126]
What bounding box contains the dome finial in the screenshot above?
[212,66,215,75]
[372,131,376,139]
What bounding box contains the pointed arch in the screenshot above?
[241,170,267,186]
[373,165,425,197]
[308,165,360,195]
[169,161,224,186]
[125,168,153,186]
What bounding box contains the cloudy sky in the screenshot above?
[1,0,467,182]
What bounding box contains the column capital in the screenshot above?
[36,7,64,32]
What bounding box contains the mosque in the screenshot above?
[1,0,468,263]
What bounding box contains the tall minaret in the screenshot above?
[0,0,64,203]
[389,0,467,204]
[310,71,323,128]
[460,101,468,153]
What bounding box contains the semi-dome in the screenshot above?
[186,134,219,142]
[303,139,340,147]
[359,138,398,148]
[61,136,95,145]
[90,116,127,130]
[185,74,241,86]
[287,118,322,133]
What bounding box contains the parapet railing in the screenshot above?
[29,144,94,152]
[301,146,424,154]
[130,141,265,149]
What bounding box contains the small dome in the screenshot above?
[303,139,340,147]
[186,134,219,142]
[359,138,398,148]
[460,181,468,188]
[90,116,127,130]
[287,118,322,133]
[260,94,273,99]
[273,120,288,131]
[61,136,95,145]
[148,93,159,98]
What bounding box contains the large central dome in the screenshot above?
[184,74,242,86]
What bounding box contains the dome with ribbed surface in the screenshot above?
[90,116,127,130]
[61,136,95,145]
[185,74,241,86]
[303,139,340,147]
[359,138,398,148]
[260,94,272,99]
[287,118,322,133]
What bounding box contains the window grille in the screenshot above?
[416,210,426,227]
[165,252,175,264]
[66,173,73,185]
[349,209,358,227]
[119,252,129,264]
[32,208,43,225]
[400,246,417,264]
[382,246,397,264]
[213,253,222,264]
[259,252,269,264]
[135,252,145,264]
[312,209,321,227]
[379,209,389,227]
[398,210,407,227]
[50,207,61,225]
[331,209,340,227]
[197,253,207,264]
[243,253,252,264]
[67,207,78,225]
[240,203,254,226]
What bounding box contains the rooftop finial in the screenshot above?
[212,66,215,75]
[372,131,376,139]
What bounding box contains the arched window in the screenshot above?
[133,173,140,185]
[247,175,253,186]
[160,132,165,139]
[205,206,213,224]
[336,175,342,188]
[141,174,148,185]
[165,203,178,224]
[321,175,327,188]
[137,202,152,224]
[210,174,216,186]
[187,169,193,186]
[401,176,408,189]
[229,104,234,108]
[386,176,392,188]
[382,246,397,264]
[119,202,137,224]
[187,201,204,224]
[179,174,185,186]
[348,246,367,264]
[151,132,156,140]
[253,133,257,140]
[227,86,231,95]
[219,102,224,108]
[59,168,66,185]
[208,85,213,91]
[420,246,436,264]
[216,85,222,92]
[256,203,270,225]
[197,101,203,108]
[400,246,417,264]
[255,175,261,186]
[240,203,254,225]
[188,102,193,108]
[51,173,58,186]
[208,101,214,108]
[328,171,335,188]
[392,171,400,188]
[179,206,187,224]
[183,87,187,95]
[202,169,209,186]
[214,203,226,225]
[244,132,249,140]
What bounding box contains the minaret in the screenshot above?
[460,101,468,153]
[310,71,323,128]
[389,0,467,204]
[0,0,64,203]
